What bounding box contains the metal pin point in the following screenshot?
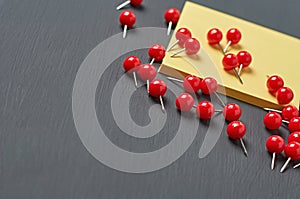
[293,162,300,169]
[123,25,128,39]
[159,96,166,113]
[116,0,131,10]
[223,40,232,53]
[271,152,276,170]
[171,48,185,57]
[133,72,138,87]
[280,157,291,173]
[240,138,248,157]
[167,22,172,36]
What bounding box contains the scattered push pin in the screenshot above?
[148,44,166,65]
[266,75,284,95]
[226,121,248,157]
[223,28,242,53]
[289,132,300,169]
[116,0,143,10]
[164,8,180,36]
[167,28,192,51]
[288,117,300,133]
[222,53,243,84]
[263,112,283,130]
[167,75,201,93]
[237,51,252,76]
[123,56,141,87]
[200,77,225,107]
[207,28,224,52]
[276,87,294,105]
[171,38,200,57]
[266,135,285,170]
[175,93,195,112]
[119,10,136,38]
[138,64,157,92]
[223,103,242,121]
[280,141,300,173]
[195,100,216,120]
[149,79,167,112]
[264,105,299,121]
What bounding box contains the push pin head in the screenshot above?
[264,112,282,130]
[226,121,248,156]
[266,75,284,94]
[171,38,200,57]
[223,103,242,121]
[164,8,180,35]
[222,53,243,84]
[280,141,300,173]
[288,131,300,143]
[167,28,192,51]
[183,75,201,93]
[207,28,223,52]
[266,135,285,170]
[149,79,167,112]
[138,64,157,92]
[148,44,166,65]
[288,117,300,133]
[282,106,299,121]
[196,100,215,120]
[123,56,141,87]
[176,93,195,112]
[119,10,136,38]
[223,28,242,53]
[200,77,218,95]
[237,51,252,76]
[276,87,294,105]
[116,0,143,10]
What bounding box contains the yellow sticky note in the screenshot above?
[160,1,300,109]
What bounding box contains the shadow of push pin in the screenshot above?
[237,51,252,76]
[164,8,180,36]
[148,44,166,65]
[223,28,242,53]
[116,0,143,10]
[123,56,141,87]
[149,79,167,113]
[222,53,243,84]
[119,10,136,38]
[280,141,300,173]
[138,64,157,93]
[227,121,248,157]
[207,28,224,53]
[171,38,200,57]
[266,135,285,170]
[167,28,192,52]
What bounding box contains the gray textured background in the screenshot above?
[0,0,300,198]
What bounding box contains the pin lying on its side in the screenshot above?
[222,53,243,84]
[123,56,141,87]
[119,10,136,39]
[164,8,180,36]
[171,38,200,57]
[266,135,285,170]
[149,79,167,113]
[167,28,192,52]
[148,44,166,65]
[227,121,248,157]
[116,0,143,10]
[207,28,224,53]
[223,28,242,53]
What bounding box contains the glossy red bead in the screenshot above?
[288,117,300,132]
[226,121,246,139]
[276,87,294,105]
[200,77,218,95]
[207,28,223,45]
[264,112,282,130]
[183,75,201,93]
[176,28,192,46]
[266,135,285,154]
[288,132,300,143]
[196,101,215,120]
[223,103,242,121]
[164,8,180,24]
[119,10,136,27]
[130,0,143,7]
[148,44,166,62]
[175,93,194,112]
[226,28,242,44]
[284,141,300,160]
[184,38,200,55]
[138,64,157,81]
[237,51,252,67]
[222,53,238,70]
[282,105,299,121]
[266,75,284,93]
[149,79,167,97]
[123,56,141,72]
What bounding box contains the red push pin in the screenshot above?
[263,112,283,130]
[288,132,300,169]
[148,44,166,65]
[222,53,243,84]
[138,64,157,92]
[280,141,300,173]
[119,10,136,38]
[237,51,252,76]
[276,87,294,105]
[266,135,285,170]
[149,79,167,112]
[167,28,192,51]
[226,121,248,156]
[266,75,284,94]
[123,56,141,87]
[116,0,143,10]
[207,28,224,52]
[164,8,180,36]
[171,38,200,57]
[264,105,299,121]
[175,93,195,112]
[195,101,216,120]
[166,75,201,93]
[223,28,242,53]
[223,103,242,121]
[200,77,225,107]
[288,117,300,133]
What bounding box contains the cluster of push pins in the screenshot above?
[116,0,180,38]
[118,1,300,172]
